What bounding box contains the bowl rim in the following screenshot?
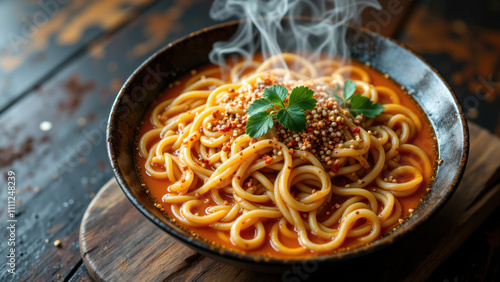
[107,19,469,266]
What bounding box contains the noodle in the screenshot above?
[136,53,435,257]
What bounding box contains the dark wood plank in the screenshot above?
[80,179,276,282]
[397,3,500,279]
[79,123,500,281]
[361,0,414,37]
[397,2,500,133]
[1,0,498,280]
[67,263,93,282]
[0,1,418,279]
[430,204,500,281]
[0,0,411,116]
[0,1,217,281]
[0,0,157,113]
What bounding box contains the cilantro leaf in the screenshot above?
[343,79,356,101]
[288,86,316,111]
[349,95,385,118]
[332,94,345,103]
[326,87,345,106]
[246,98,274,116]
[330,79,384,119]
[245,111,276,138]
[245,85,317,138]
[276,104,307,132]
[263,85,288,108]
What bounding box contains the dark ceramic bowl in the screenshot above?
[107,20,469,273]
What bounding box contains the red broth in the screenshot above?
[135,56,436,258]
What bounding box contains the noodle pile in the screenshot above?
[138,53,432,255]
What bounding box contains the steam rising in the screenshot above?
[209,0,381,81]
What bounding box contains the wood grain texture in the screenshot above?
[67,263,93,282]
[0,0,498,280]
[80,122,500,281]
[0,0,157,113]
[0,2,217,281]
[397,3,500,134]
[80,179,275,282]
[0,1,412,279]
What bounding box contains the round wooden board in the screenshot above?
[79,178,274,282]
[79,123,500,281]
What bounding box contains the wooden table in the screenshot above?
[0,1,499,281]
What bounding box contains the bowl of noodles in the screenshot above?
[107,20,468,272]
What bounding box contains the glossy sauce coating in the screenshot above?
[136,58,436,258]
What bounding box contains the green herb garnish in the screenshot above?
[245,85,317,138]
[330,79,385,118]
[349,94,385,118]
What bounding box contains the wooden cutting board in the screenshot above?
[79,122,500,281]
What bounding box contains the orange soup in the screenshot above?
[135,54,436,258]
